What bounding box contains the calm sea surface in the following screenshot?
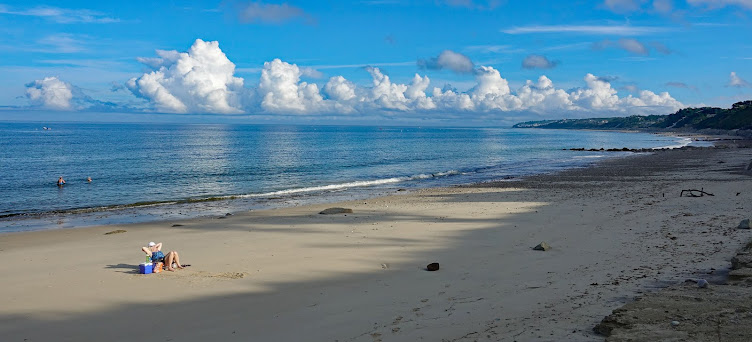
[0,122,693,232]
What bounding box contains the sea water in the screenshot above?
[0,122,697,232]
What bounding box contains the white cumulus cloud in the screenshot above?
[569,73,621,109]
[25,77,74,110]
[258,58,326,113]
[621,89,684,113]
[323,76,359,113]
[405,74,436,110]
[324,76,357,102]
[366,66,411,111]
[127,39,246,114]
[110,39,685,119]
[516,76,573,112]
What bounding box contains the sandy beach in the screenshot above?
[1,142,751,342]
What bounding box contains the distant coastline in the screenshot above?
[513,100,752,136]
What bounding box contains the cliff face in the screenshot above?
[513,100,752,131]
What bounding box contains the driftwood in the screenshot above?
[680,188,715,197]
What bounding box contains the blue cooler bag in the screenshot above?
[139,262,153,274]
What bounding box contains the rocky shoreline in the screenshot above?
[566,145,715,153]
[593,235,752,341]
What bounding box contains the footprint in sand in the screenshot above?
[191,271,248,280]
[208,272,247,279]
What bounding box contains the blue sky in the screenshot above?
[0,0,750,125]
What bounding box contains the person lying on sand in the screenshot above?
[142,242,185,271]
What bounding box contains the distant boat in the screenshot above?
[43,127,51,130]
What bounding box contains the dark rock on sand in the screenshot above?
[738,218,751,229]
[319,207,353,215]
[533,242,551,251]
[426,263,440,271]
[104,229,127,235]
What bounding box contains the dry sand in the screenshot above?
[1,143,751,342]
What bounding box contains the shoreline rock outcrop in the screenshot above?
[594,239,752,341]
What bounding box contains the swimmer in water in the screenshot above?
[87,176,92,182]
[57,176,66,186]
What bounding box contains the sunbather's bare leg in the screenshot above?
[171,251,183,268]
[165,253,175,271]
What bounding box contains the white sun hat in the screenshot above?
[148,242,156,247]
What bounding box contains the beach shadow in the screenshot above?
[105,263,140,274]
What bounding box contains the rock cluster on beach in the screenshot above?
[594,238,752,341]
[567,145,715,153]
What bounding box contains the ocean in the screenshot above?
[0,122,698,232]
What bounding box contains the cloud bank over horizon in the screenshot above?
[25,39,686,120]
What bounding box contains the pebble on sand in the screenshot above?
[533,242,551,251]
[738,219,751,229]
